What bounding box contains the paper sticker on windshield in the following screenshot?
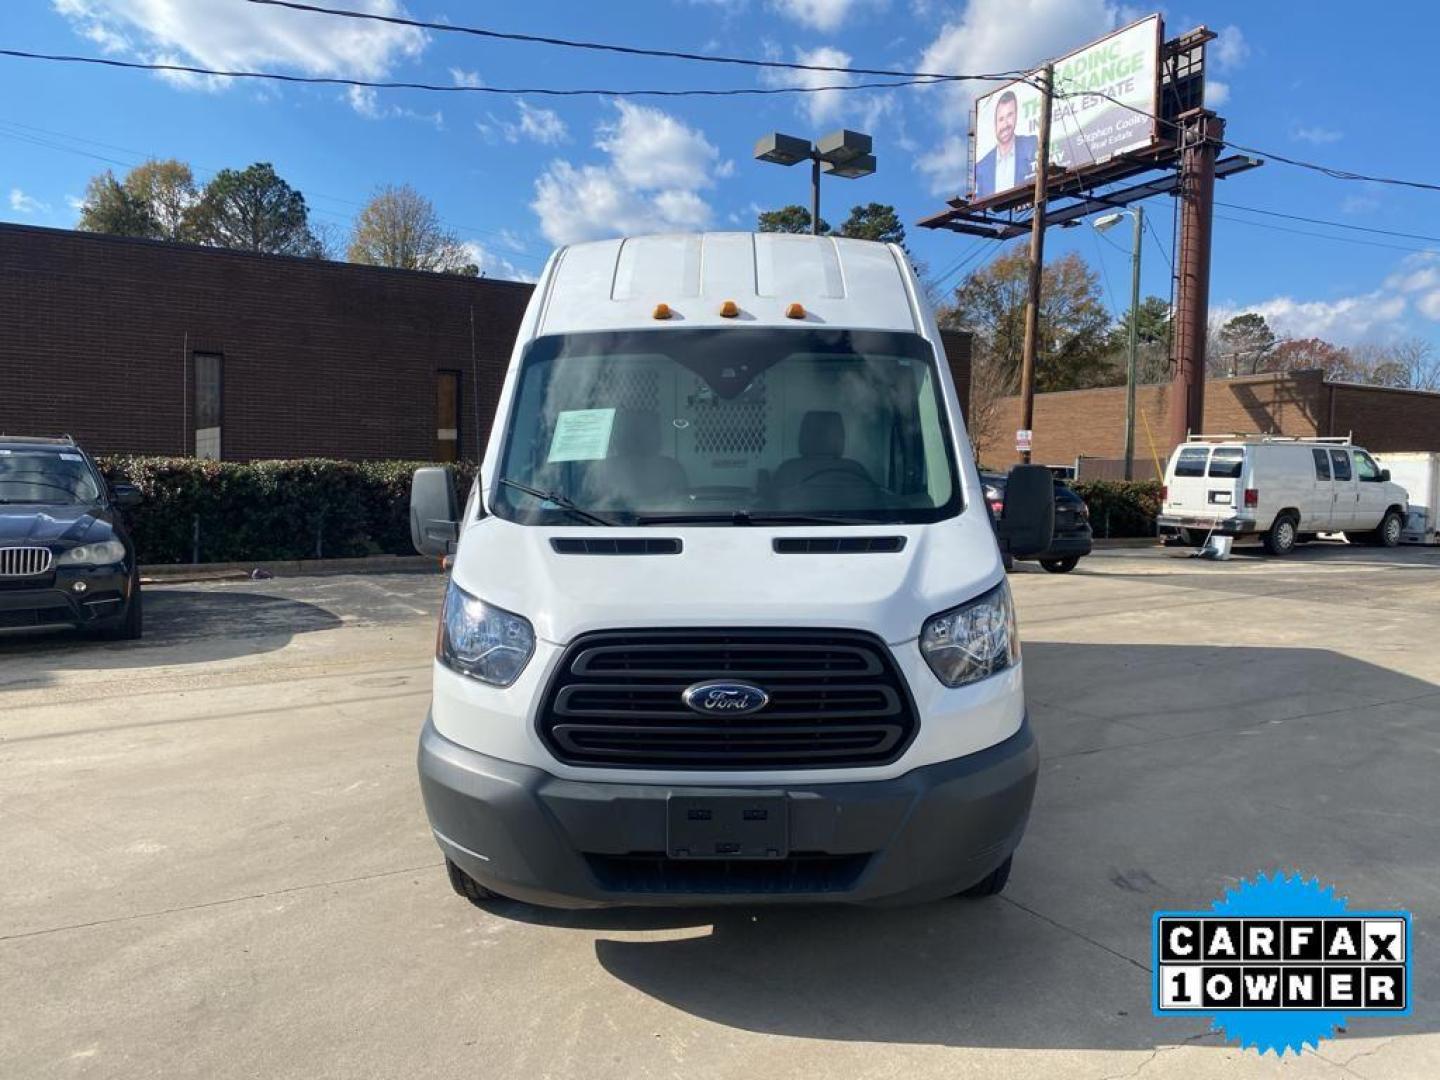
[548,408,615,463]
[60,453,84,461]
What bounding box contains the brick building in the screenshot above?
[977,370,1440,477]
[1,222,533,461]
[1,223,974,462]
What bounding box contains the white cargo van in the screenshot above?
[1158,435,1408,555]
[407,232,1054,908]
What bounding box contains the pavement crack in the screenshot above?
[998,894,1150,973]
[0,861,443,944]
[1097,1032,1214,1080]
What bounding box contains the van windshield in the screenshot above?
[492,328,962,525]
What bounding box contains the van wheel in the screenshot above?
[1040,556,1079,574]
[1263,514,1298,556]
[445,858,500,904]
[1373,510,1404,548]
[958,855,1012,898]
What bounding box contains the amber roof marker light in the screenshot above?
[719,300,740,318]
[652,302,673,320]
[785,302,806,320]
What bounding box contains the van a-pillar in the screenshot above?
[1168,109,1223,446]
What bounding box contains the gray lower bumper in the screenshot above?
[418,713,1039,908]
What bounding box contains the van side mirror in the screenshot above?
[997,465,1054,557]
[110,482,143,509]
[410,467,460,557]
[1380,468,1391,482]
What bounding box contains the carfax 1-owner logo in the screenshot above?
[1153,872,1413,1056]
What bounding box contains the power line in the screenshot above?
[245,0,1032,85]
[0,48,947,98]
[1212,212,1438,254]
[1215,201,1440,245]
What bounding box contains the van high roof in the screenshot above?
[533,232,921,337]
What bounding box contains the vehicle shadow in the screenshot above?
[482,641,1439,1050]
[0,589,344,688]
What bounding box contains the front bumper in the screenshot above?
[418,712,1039,908]
[1037,528,1093,561]
[0,566,132,630]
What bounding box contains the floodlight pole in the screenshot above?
[1123,205,1143,480]
[1017,64,1054,466]
[811,154,822,235]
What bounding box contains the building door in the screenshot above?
[436,370,460,462]
[194,352,223,460]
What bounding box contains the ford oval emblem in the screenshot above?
[682,681,770,716]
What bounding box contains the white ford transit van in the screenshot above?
[1158,435,1408,555]
[408,232,1053,908]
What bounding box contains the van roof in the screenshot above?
[534,232,921,337]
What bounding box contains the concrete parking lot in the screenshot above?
[3,546,1439,1079]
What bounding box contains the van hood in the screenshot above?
[451,512,1003,646]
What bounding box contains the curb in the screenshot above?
[1091,537,1162,549]
[140,554,440,584]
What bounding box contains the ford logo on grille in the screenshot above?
[682,681,770,715]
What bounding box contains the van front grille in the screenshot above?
[0,546,53,578]
[537,628,918,769]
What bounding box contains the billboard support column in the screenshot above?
[1168,110,1222,449]
[1017,63,1054,466]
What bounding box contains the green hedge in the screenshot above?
[95,457,477,564]
[1072,479,1162,538]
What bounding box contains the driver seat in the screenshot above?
[771,410,872,493]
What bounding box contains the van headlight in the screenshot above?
[55,539,127,566]
[919,581,1019,688]
[438,582,534,687]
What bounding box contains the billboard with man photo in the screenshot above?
[971,15,1161,203]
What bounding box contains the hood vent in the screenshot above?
[551,537,682,555]
[772,536,906,554]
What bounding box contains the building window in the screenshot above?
[436,370,461,462]
[194,352,223,460]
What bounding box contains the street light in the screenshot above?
[1094,206,1144,481]
[753,129,876,235]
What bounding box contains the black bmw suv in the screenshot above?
[982,470,1094,573]
[0,436,143,639]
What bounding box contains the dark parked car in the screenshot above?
[0,435,143,638]
[982,471,1093,573]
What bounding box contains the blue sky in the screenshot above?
[3,0,1438,348]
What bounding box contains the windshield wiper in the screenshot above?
[634,510,882,526]
[497,477,613,527]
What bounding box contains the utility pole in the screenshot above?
[1123,205,1143,480]
[811,154,821,235]
[1017,64,1053,466]
[1168,110,1222,448]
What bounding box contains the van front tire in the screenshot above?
[1263,513,1299,556]
[1371,510,1404,548]
[958,855,1013,898]
[446,858,500,904]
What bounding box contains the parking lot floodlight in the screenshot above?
[1093,211,1125,232]
[754,132,813,166]
[821,154,877,180]
[816,129,873,166]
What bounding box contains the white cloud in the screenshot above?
[914,0,1118,194]
[459,241,537,283]
[9,189,50,215]
[449,68,482,88]
[503,102,568,145]
[1341,192,1381,215]
[1212,25,1249,71]
[1386,253,1440,323]
[1213,293,1407,344]
[761,45,853,125]
[1292,124,1343,145]
[531,102,725,246]
[347,84,443,127]
[52,0,426,95]
[770,0,882,32]
[1419,292,1440,321]
[66,194,85,212]
[1206,80,1229,107]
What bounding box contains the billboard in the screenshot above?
[970,15,1161,204]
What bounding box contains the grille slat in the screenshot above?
[539,629,917,769]
[0,546,53,578]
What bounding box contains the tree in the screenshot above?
[347,184,472,273]
[837,202,907,250]
[1106,295,1172,385]
[76,171,159,238]
[188,162,321,257]
[1351,338,1440,391]
[1269,337,1359,381]
[757,205,830,235]
[1215,313,1277,377]
[76,159,198,241]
